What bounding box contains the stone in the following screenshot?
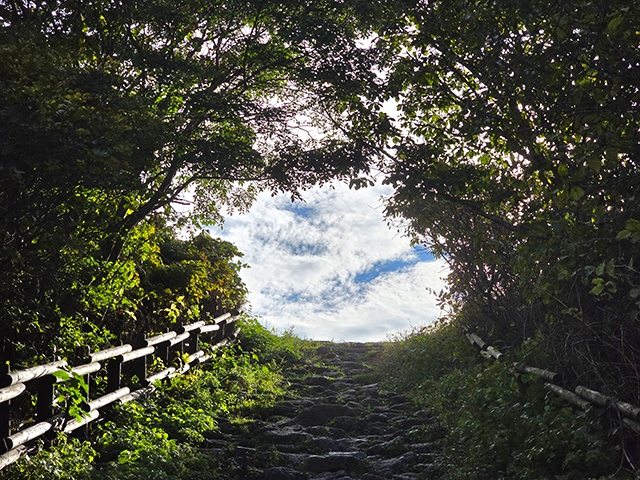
[234,446,257,457]
[306,452,366,472]
[329,416,366,433]
[308,436,348,452]
[267,404,299,417]
[200,342,439,480]
[305,376,335,387]
[366,437,407,456]
[372,451,418,475]
[263,427,313,444]
[278,453,311,466]
[408,442,432,453]
[394,417,428,429]
[385,394,411,405]
[340,361,369,370]
[295,404,357,426]
[315,346,333,356]
[257,467,305,480]
[365,412,390,423]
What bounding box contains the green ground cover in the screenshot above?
[3,317,310,480]
[377,322,637,480]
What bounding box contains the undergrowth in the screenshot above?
[3,317,300,480]
[377,321,637,480]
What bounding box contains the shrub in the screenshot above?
[377,321,631,480]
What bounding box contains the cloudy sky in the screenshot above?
[212,181,448,342]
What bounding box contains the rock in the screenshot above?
[278,453,311,466]
[328,416,367,433]
[366,437,407,456]
[393,417,428,429]
[263,427,313,444]
[372,452,418,475]
[385,394,411,405]
[407,442,433,453]
[391,402,416,411]
[365,412,390,423]
[258,466,305,480]
[267,404,299,417]
[234,445,257,457]
[305,376,335,387]
[340,361,369,370]
[361,398,381,407]
[315,346,333,356]
[306,452,366,472]
[308,436,348,453]
[295,404,357,426]
[202,342,440,480]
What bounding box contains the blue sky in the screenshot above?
[212,181,448,341]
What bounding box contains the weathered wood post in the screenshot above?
[36,375,56,422]
[132,337,147,386]
[107,357,123,393]
[156,341,170,367]
[187,329,199,355]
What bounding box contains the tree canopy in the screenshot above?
[0,0,393,362]
[2,0,640,404]
[378,0,640,399]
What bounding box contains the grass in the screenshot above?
[6,316,635,480]
[3,316,302,480]
[376,320,636,480]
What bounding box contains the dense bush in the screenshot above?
[378,322,633,480]
[380,0,640,408]
[3,317,291,480]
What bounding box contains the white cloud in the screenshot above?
[213,181,448,341]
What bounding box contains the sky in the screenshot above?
[212,181,449,342]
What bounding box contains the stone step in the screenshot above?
[206,340,439,480]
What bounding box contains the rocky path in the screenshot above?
[205,343,441,480]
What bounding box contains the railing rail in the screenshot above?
[463,326,640,435]
[0,305,246,470]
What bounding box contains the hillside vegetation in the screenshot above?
[5,322,637,479]
[2,0,639,478]
[3,318,309,479]
[379,323,637,479]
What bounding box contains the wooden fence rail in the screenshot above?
[0,306,245,470]
[463,326,640,435]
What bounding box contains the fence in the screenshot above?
[0,306,245,470]
[463,326,640,435]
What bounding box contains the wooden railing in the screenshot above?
[463,326,640,435]
[0,306,245,470]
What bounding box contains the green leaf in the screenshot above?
[52,370,71,381]
[586,156,601,173]
[569,186,585,201]
[557,164,569,177]
[604,259,615,277]
[606,15,624,34]
[590,278,605,295]
[626,219,640,232]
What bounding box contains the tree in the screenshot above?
[0,0,394,362]
[378,0,640,398]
